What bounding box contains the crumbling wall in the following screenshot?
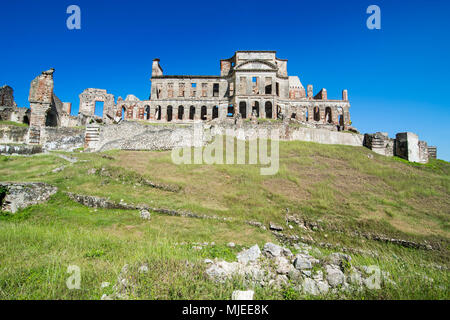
[40,127,85,151]
[29,69,55,128]
[0,125,28,144]
[395,132,424,163]
[86,122,204,152]
[363,132,394,156]
[428,146,437,160]
[79,88,115,119]
[0,85,15,107]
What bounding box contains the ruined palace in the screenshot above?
[79,51,353,131]
[0,50,438,163]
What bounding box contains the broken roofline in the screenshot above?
[152,75,223,79]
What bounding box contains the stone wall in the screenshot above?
[29,69,55,128]
[87,120,365,153]
[363,132,394,156]
[0,85,15,107]
[87,121,203,152]
[0,125,28,144]
[0,144,42,155]
[40,127,85,151]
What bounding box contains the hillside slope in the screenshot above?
[0,140,448,299]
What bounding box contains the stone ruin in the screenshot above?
[364,132,437,164]
[0,50,438,162]
[0,85,30,124]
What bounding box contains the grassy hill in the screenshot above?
[0,140,448,299]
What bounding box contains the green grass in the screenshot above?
[0,121,29,127]
[0,140,448,299]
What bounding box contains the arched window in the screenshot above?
[212,106,219,119]
[313,107,320,121]
[201,106,207,120]
[167,106,173,122]
[178,106,184,120]
[239,101,247,118]
[144,105,150,120]
[252,101,259,117]
[189,106,195,120]
[265,101,272,119]
[121,106,126,120]
[325,107,332,123]
[227,104,234,117]
[156,106,161,120]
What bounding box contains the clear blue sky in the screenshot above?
[1,0,449,160]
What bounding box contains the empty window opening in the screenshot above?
[239,77,247,95]
[189,106,195,120]
[227,104,234,117]
[325,107,332,123]
[213,83,219,97]
[212,106,219,119]
[179,83,185,97]
[167,106,173,122]
[167,83,174,98]
[156,106,161,120]
[201,106,207,120]
[178,106,184,120]
[252,77,259,94]
[265,101,272,119]
[291,113,296,119]
[313,107,320,121]
[121,106,126,120]
[239,102,247,119]
[265,77,272,94]
[94,101,104,117]
[144,105,150,120]
[23,115,30,125]
[276,83,279,96]
[252,101,259,117]
[339,115,344,126]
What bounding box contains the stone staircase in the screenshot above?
[28,126,41,144]
[84,124,100,150]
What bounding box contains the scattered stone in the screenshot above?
[140,209,151,220]
[302,278,319,295]
[274,256,295,275]
[101,294,113,300]
[232,290,254,300]
[0,182,58,213]
[52,165,66,173]
[262,242,283,257]
[237,245,261,264]
[246,220,267,230]
[87,168,97,175]
[204,259,213,264]
[293,254,313,270]
[138,264,149,273]
[325,265,345,287]
[269,222,283,231]
[327,253,352,269]
[101,282,110,288]
[227,242,236,248]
